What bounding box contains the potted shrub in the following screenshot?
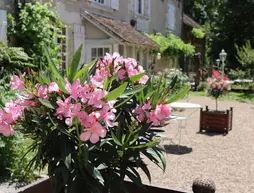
[0,46,189,193]
[200,70,233,134]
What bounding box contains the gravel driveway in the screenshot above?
[140,96,254,193]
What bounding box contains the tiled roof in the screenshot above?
[183,14,201,28]
[82,11,159,48]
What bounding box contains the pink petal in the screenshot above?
[90,133,100,144]
[80,131,91,142]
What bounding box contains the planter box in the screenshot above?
[15,178,190,193]
[200,106,233,134]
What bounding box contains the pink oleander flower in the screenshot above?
[154,104,171,121]
[65,78,81,100]
[139,75,149,84]
[134,106,145,122]
[147,111,160,126]
[37,85,48,99]
[126,65,138,78]
[118,69,126,80]
[80,113,107,144]
[55,98,72,120]
[11,75,25,90]
[88,89,107,108]
[4,100,24,123]
[48,82,60,93]
[100,104,116,128]
[0,122,14,136]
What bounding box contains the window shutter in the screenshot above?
[135,0,138,14]
[73,23,85,65]
[111,0,119,10]
[0,10,7,41]
[168,3,175,30]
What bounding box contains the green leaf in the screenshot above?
[67,44,83,82]
[140,162,151,182]
[129,72,146,82]
[104,82,128,101]
[125,169,143,188]
[167,84,190,103]
[64,153,71,170]
[73,59,97,83]
[114,94,134,108]
[130,139,160,149]
[123,85,147,97]
[111,131,122,146]
[43,45,68,93]
[103,76,109,90]
[38,98,54,109]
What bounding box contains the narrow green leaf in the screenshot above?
[38,98,54,109]
[167,84,190,103]
[125,169,143,188]
[43,45,68,93]
[114,94,134,108]
[104,82,128,101]
[123,85,147,97]
[64,153,72,170]
[140,162,151,182]
[73,59,97,83]
[130,139,160,149]
[129,72,146,82]
[103,76,109,90]
[111,131,122,146]
[67,44,83,82]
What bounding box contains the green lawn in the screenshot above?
[189,91,254,103]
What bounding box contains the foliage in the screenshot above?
[0,82,36,182]
[0,42,34,73]
[162,68,190,92]
[191,28,205,39]
[228,69,247,80]
[236,41,254,69]
[147,33,195,57]
[207,70,230,110]
[8,1,62,68]
[0,48,189,193]
[196,81,208,91]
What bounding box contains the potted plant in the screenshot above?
[0,45,189,193]
[200,70,233,134]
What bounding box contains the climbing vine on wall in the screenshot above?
[147,33,195,57]
[8,1,63,68]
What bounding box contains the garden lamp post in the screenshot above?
[219,49,227,75]
[216,59,220,70]
[157,53,161,60]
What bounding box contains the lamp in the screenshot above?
[219,49,227,75]
[157,53,161,60]
[216,59,220,69]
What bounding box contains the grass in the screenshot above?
[189,91,254,103]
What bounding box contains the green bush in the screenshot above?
[197,81,208,91]
[0,82,36,182]
[0,132,36,182]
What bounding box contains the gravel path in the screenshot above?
[140,96,254,193]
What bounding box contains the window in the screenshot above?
[93,0,104,4]
[138,0,143,14]
[91,47,110,61]
[57,26,68,69]
[167,2,176,30]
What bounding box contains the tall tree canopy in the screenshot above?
[184,0,254,69]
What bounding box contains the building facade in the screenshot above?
[0,0,184,72]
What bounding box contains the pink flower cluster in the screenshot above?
[55,79,116,144]
[207,70,230,91]
[134,101,171,126]
[91,52,149,88]
[0,53,152,144]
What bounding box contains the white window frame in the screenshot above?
[93,0,110,7]
[90,45,111,61]
[167,1,176,31]
[136,0,145,15]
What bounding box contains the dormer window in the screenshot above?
[135,0,150,18]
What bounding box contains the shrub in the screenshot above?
[191,28,205,39]
[8,1,62,68]
[0,48,189,193]
[197,81,208,91]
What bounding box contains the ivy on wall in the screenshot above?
[8,1,63,68]
[147,33,195,57]
[191,28,205,39]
